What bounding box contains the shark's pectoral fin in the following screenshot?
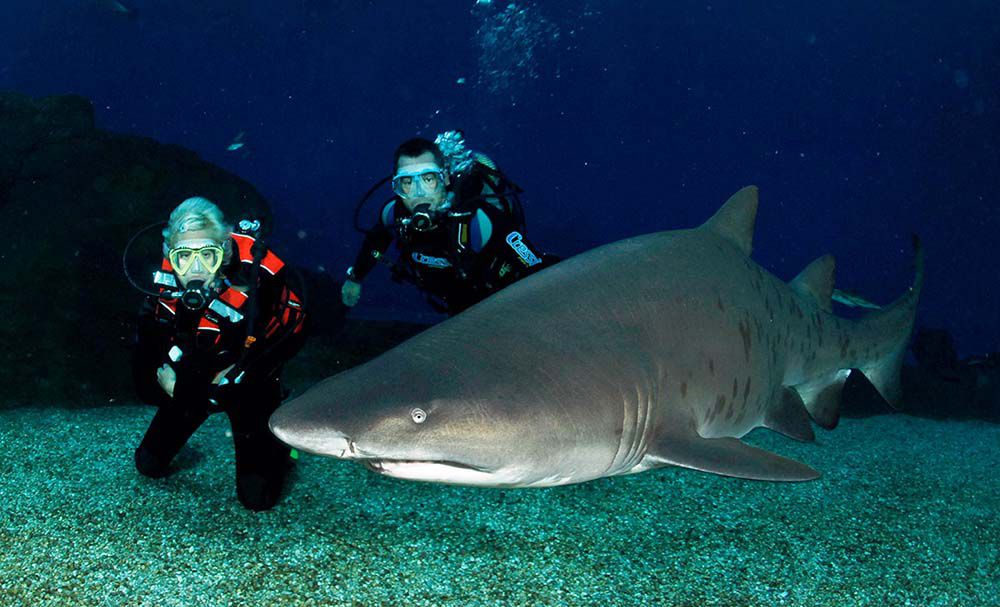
[645,429,819,482]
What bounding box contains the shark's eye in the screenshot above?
[410,408,427,424]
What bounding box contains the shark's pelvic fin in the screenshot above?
[801,378,843,429]
[702,185,759,256]
[647,426,819,482]
[765,388,816,442]
[791,254,836,313]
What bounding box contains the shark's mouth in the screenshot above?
[363,459,497,485]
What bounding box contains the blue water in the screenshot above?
[1,0,996,352]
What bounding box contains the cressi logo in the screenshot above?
[505,232,541,267]
[411,252,452,268]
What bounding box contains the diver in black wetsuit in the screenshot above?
[132,197,307,511]
[340,135,558,316]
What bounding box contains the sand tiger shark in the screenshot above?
[270,186,922,487]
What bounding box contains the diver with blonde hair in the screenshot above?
[131,196,307,511]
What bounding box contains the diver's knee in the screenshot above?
[236,472,285,512]
[134,445,170,478]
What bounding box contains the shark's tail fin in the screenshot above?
[789,237,922,428]
[854,236,924,408]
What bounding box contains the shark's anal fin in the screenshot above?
[765,388,816,442]
[646,428,819,482]
[842,367,897,412]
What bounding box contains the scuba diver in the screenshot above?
[129,196,307,511]
[341,132,559,316]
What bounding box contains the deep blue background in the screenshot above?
[2,0,997,354]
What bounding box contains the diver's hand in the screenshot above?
[341,279,362,307]
[156,363,177,398]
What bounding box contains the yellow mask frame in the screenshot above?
[168,244,225,276]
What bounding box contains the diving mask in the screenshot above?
[168,239,225,276]
[391,163,446,200]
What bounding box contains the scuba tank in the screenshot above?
[435,130,527,232]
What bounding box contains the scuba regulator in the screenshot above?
[396,203,443,238]
[177,280,213,311]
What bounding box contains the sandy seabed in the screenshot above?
[1,405,996,607]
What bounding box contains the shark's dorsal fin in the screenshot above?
[791,255,836,313]
[701,185,759,256]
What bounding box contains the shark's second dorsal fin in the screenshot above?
[791,255,836,313]
[701,185,759,256]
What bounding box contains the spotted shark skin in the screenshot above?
[271,186,922,487]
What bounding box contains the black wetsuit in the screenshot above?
[350,164,557,315]
[132,235,307,511]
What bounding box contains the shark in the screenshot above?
[270,186,922,487]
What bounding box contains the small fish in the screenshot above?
[101,0,137,19]
[226,131,246,152]
[832,288,882,310]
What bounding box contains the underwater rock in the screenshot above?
[0,91,272,407]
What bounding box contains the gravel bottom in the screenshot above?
[1,406,997,607]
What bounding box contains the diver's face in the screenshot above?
[170,229,223,288]
[396,151,449,211]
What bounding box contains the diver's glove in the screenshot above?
[341,268,362,307]
[156,363,177,398]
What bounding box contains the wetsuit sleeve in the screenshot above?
[227,268,308,385]
[349,202,395,281]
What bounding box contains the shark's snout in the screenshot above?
[269,408,353,458]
